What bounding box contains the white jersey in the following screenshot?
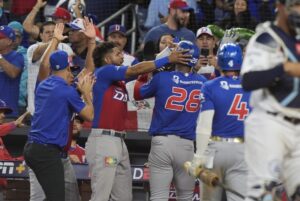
[27,42,74,114]
[241,22,300,118]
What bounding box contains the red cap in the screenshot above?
[53,7,71,22]
[169,0,193,11]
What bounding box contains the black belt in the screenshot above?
[266,111,300,125]
[27,141,67,158]
[153,134,193,141]
[101,130,126,139]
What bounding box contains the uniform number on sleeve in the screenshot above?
[165,87,201,112]
[227,94,249,120]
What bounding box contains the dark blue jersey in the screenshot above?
[136,71,206,140]
[201,76,251,138]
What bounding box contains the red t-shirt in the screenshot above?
[11,0,37,16]
[68,144,86,163]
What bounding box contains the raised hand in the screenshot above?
[81,16,96,40]
[14,111,30,127]
[168,49,192,66]
[53,23,68,42]
[77,72,96,95]
[35,0,47,10]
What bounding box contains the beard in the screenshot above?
[174,14,185,29]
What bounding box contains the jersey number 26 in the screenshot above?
[165,87,201,112]
[227,94,249,120]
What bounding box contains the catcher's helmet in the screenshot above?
[217,43,243,71]
[177,40,200,68]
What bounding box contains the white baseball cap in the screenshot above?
[196,27,213,38]
[67,18,85,31]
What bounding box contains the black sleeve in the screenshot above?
[242,64,284,91]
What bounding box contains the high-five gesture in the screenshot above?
[168,49,192,66]
[53,23,68,42]
[81,16,96,40]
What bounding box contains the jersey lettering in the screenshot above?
[113,90,128,102]
[165,87,201,112]
[227,94,249,120]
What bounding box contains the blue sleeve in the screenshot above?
[200,84,215,112]
[144,0,159,29]
[139,73,160,99]
[67,88,86,114]
[10,52,24,70]
[97,65,128,82]
[132,58,139,65]
[144,28,158,43]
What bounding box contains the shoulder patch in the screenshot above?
[255,32,278,49]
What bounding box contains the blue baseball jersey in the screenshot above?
[136,71,207,140]
[92,64,129,131]
[201,76,251,138]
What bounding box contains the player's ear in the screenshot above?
[104,55,110,64]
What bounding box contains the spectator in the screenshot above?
[10,0,37,23]
[50,7,72,24]
[194,26,218,80]
[144,0,197,29]
[107,24,139,67]
[26,21,73,115]
[68,115,86,164]
[195,0,215,28]
[215,0,234,23]
[0,0,8,26]
[8,21,28,113]
[144,0,196,45]
[218,0,257,30]
[67,18,89,70]
[23,0,47,40]
[157,33,174,53]
[0,26,25,117]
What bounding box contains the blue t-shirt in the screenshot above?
[144,24,196,44]
[137,71,207,140]
[0,50,24,116]
[201,76,251,138]
[29,76,85,147]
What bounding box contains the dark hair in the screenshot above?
[93,41,116,68]
[156,33,174,53]
[40,21,56,34]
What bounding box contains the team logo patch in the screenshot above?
[220,81,229,90]
[104,156,117,167]
[172,75,179,84]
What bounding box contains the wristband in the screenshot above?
[154,56,170,69]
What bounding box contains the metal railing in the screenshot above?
[96,3,138,54]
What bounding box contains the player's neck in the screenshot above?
[222,71,240,77]
[176,65,191,74]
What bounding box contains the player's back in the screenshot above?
[145,71,206,140]
[202,76,251,138]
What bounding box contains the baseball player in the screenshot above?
[82,21,191,200]
[241,0,300,200]
[134,40,207,201]
[189,43,250,201]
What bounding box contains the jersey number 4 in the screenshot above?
[165,87,201,112]
[227,94,249,120]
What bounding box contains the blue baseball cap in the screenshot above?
[50,50,70,71]
[8,21,24,36]
[0,26,16,41]
[0,99,12,114]
[108,24,126,36]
